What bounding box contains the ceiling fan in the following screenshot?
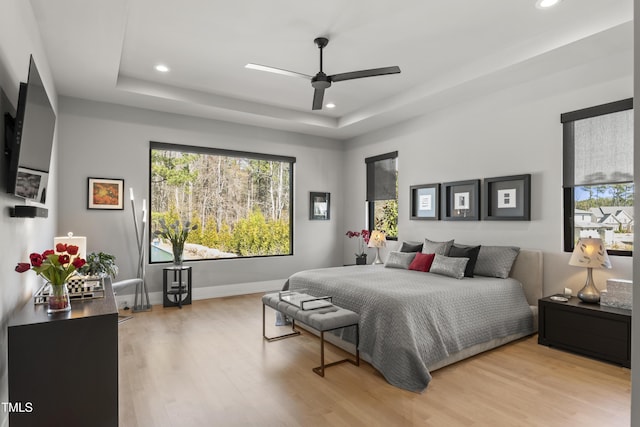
[246,37,401,111]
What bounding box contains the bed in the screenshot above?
[283,248,542,392]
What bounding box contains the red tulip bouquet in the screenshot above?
[16,243,86,312]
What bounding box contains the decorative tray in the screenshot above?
[34,276,106,305]
[279,290,332,310]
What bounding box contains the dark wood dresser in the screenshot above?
[8,279,119,427]
[538,295,631,368]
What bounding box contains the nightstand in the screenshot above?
[538,296,631,367]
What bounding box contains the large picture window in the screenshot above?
[366,151,398,239]
[150,142,295,263]
[562,99,633,255]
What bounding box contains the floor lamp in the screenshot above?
[130,188,151,312]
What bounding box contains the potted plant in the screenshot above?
[79,252,119,279]
[346,229,370,265]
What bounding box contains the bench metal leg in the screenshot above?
[263,302,360,377]
[312,325,360,377]
[262,303,301,342]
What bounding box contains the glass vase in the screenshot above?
[48,283,71,313]
[172,246,184,266]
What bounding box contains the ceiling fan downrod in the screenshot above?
[314,37,329,73]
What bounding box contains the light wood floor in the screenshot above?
[118,293,630,427]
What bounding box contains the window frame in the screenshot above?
[365,151,398,240]
[149,141,296,263]
[561,98,633,256]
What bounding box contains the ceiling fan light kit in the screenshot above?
[247,37,401,111]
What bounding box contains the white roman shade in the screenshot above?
[573,109,633,186]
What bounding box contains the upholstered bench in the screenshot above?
[262,292,360,377]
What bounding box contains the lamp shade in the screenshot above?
[368,230,387,248]
[568,238,612,269]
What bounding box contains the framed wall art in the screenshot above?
[483,174,531,220]
[441,179,480,221]
[410,183,440,220]
[88,177,125,210]
[15,167,48,203]
[309,192,330,220]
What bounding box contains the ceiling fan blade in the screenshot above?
[245,63,312,80]
[312,87,325,110]
[330,66,401,82]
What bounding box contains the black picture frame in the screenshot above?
[410,183,440,220]
[309,192,330,220]
[87,177,125,210]
[441,179,480,221]
[483,174,531,220]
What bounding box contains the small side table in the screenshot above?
[163,266,192,308]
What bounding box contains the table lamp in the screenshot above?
[368,230,387,264]
[568,238,612,303]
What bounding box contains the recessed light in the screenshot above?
[155,64,170,73]
[325,103,336,109]
[536,0,561,9]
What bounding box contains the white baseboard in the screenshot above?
[114,279,284,309]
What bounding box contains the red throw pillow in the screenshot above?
[408,252,435,272]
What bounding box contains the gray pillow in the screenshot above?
[448,244,481,278]
[473,246,520,279]
[430,254,468,280]
[384,251,417,269]
[400,241,423,253]
[422,238,454,256]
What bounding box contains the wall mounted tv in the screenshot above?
[4,55,56,210]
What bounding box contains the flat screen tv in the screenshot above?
[5,55,56,204]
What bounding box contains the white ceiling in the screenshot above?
[29,0,633,140]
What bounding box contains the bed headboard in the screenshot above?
[510,249,543,306]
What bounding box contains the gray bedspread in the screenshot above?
[286,265,534,392]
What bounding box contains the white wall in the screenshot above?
[56,97,345,299]
[0,2,59,427]
[343,50,633,298]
